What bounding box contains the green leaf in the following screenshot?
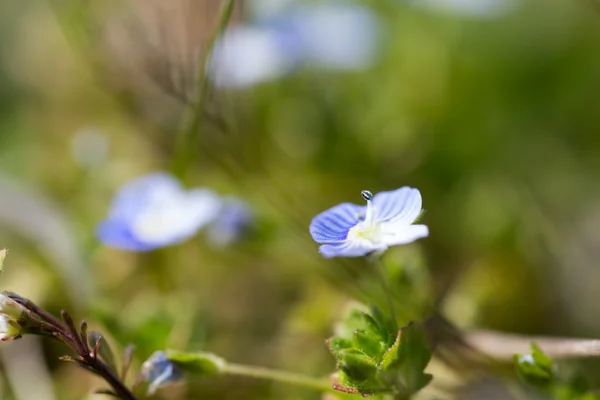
[337,348,378,383]
[327,336,353,356]
[353,329,387,359]
[514,354,552,381]
[166,350,226,377]
[381,330,401,371]
[531,343,552,374]
[514,343,554,386]
[335,370,381,394]
[396,322,433,392]
[368,305,393,344]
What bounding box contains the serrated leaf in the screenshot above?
[381,330,401,371]
[166,350,226,376]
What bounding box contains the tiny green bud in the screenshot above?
[337,348,377,383]
[0,314,22,342]
[166,349,226,377]
[142,351,183,395]
[515,345,554,382]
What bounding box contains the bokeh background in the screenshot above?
[1,0,600,399]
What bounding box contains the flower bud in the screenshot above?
[0,292,25,320]
[0,314,22,342]
[141,351,183,395]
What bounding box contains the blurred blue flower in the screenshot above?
[97,173,221,251]
[210,2,380,87]
[309,187,428,258]
[141,351,183,395]
[207,198,254,247]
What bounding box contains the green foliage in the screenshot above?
[515,344,600,400]
[166,349,226,377]
[327,303,433,397]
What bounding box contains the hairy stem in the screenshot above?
[223,363,336,394]
[171,0,236,180]
[370,256,398,332]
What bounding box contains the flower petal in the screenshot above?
[207,198,253,247]
[293,3,380,69]
[108,173,181,223]
[372,187,422,224]
[210,25,295,88]
[380,224,429,246]
[130,188,221,246]
[318,240,378,258]
[309,203,365,243]
[96,220,157,251]
[181,188,223,231]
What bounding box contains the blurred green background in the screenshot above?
[1,0,600,399]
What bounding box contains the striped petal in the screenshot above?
[318,240,378,258]
[380,224,429,247]
[372,187,422,224]
[309,202,365,243]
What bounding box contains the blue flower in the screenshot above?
[210,2,380,87]
[141,351,183,395]
[309,187,429,258]
[207,198,254,247]
[97,173,221,251]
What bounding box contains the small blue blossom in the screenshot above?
[97,173,221,251]
[309,187,429,258]
[141,351,183,395]
[210,2,380,87]
[207,198,254,247]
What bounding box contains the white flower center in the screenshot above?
[346,200,384,245]
[347,221,383,244]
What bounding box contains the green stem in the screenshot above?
[370,256,398,332]
[171,0,236,181]
[223,363,336,394]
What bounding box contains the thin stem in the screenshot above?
[223,363,336,394]
[171,0,236,180]
[370,256,398,332]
